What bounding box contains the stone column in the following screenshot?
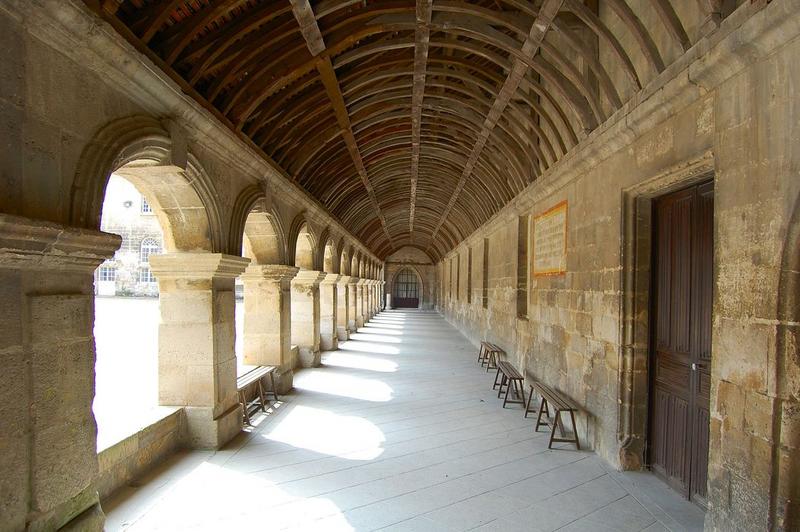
[150,253,249,449]
[364,281,372,320]
[356,278,367,327]
[240,264,298,393]
[380,281,386,310]
[291,269,325,367]
[319,273,340,351]
[0,214,120,531]
[336,275,350,341]
[348,276,359,332]
[368,281,376,318]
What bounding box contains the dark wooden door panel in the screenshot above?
[393,298,419,308]
[650,180,714,504]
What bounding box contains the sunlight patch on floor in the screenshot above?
[264,405,386,460]
[295,370,394,402]
[323,351,399,372]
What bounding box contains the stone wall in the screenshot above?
[385,246,437,309]
[95,409,185,501]
[0,1,384,528]
[437,3,800,530]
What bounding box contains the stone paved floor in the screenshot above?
[104,310,705,531]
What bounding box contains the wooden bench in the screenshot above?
[532,382,580,449]
[495,361,526,408]
[236,366,278,425]
[478,342,504,372]
[477,341,493,364]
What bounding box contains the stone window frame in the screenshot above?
[138,266,157,284]
[97,265,116,282]
[140,195,153,214]
[618,151,714,470]
[140,238,160,264]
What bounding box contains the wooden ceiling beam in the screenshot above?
[409,0,433,241]
[289,0,396,252]
[425,0,564,253]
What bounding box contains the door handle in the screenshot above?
[691,363,707,371]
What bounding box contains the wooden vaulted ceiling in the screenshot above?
[90,0,733,261]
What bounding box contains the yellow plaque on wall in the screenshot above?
[533,201,567,276]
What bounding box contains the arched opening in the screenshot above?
[237,206,286,375]
[78,121,223,451]
[290,219,322,365]
[91,172,169,449]
[392,268,422,309]
[295,222,315,270]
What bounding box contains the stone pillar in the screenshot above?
[364,281,372,320]
[240,264,298,393]
[348,276,359,332]
[0,214,120,531]
[291,269,325,367]
[319,273,340,351]
[150,253,249,449]
[368,281,376,318]
[356,278,367,328]
[336,275,350,341]
[380,281,386,310]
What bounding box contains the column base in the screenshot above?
[184,404,241,449]
[320,334,338,351]
[298,346,321,368]
[337,326,349,341]
[356,315,365,328]
[348,319,357,333]
[59,502,105,532]
[273,367,294,395]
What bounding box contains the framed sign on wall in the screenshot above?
[533,200,567,277]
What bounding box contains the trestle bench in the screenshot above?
[494,361,526,408]
[527,382,581,449]
[477,341,504,372]
[236,366,278,425]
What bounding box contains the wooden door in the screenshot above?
[393,268,419,308]
[649,181,713,505]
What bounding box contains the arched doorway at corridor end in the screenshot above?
[392,268,422,309]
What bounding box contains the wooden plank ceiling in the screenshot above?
[89,0,728,261]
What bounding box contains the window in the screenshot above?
[140,196,153,214]
[98,266,116,282]
[482,238,489,308]
[394,269,419,299]
[517,215,529,318]
[467,247,473,304]
[138,267,157,283]
[456,253,461,301]
[140,238,160,263]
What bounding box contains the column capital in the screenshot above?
[149,253,250,280]
[356,278,369,286]
[0,214,120,272]
[241,263,299,282]
[293,269,326,285]
[320,273,341,285]
[348,276,360,285]
[337,275,352,285]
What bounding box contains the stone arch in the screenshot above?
[322,239,338,274]
[351,251,360,278]
[389,266,424,309]
[770,195,800,529]
[338,238,350,275]
[230,185,287,264]
[70,115,223,252]
[340,245,350,275]
[288,214,317,270]
[358,256,366,278]
[317,228,339,274]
